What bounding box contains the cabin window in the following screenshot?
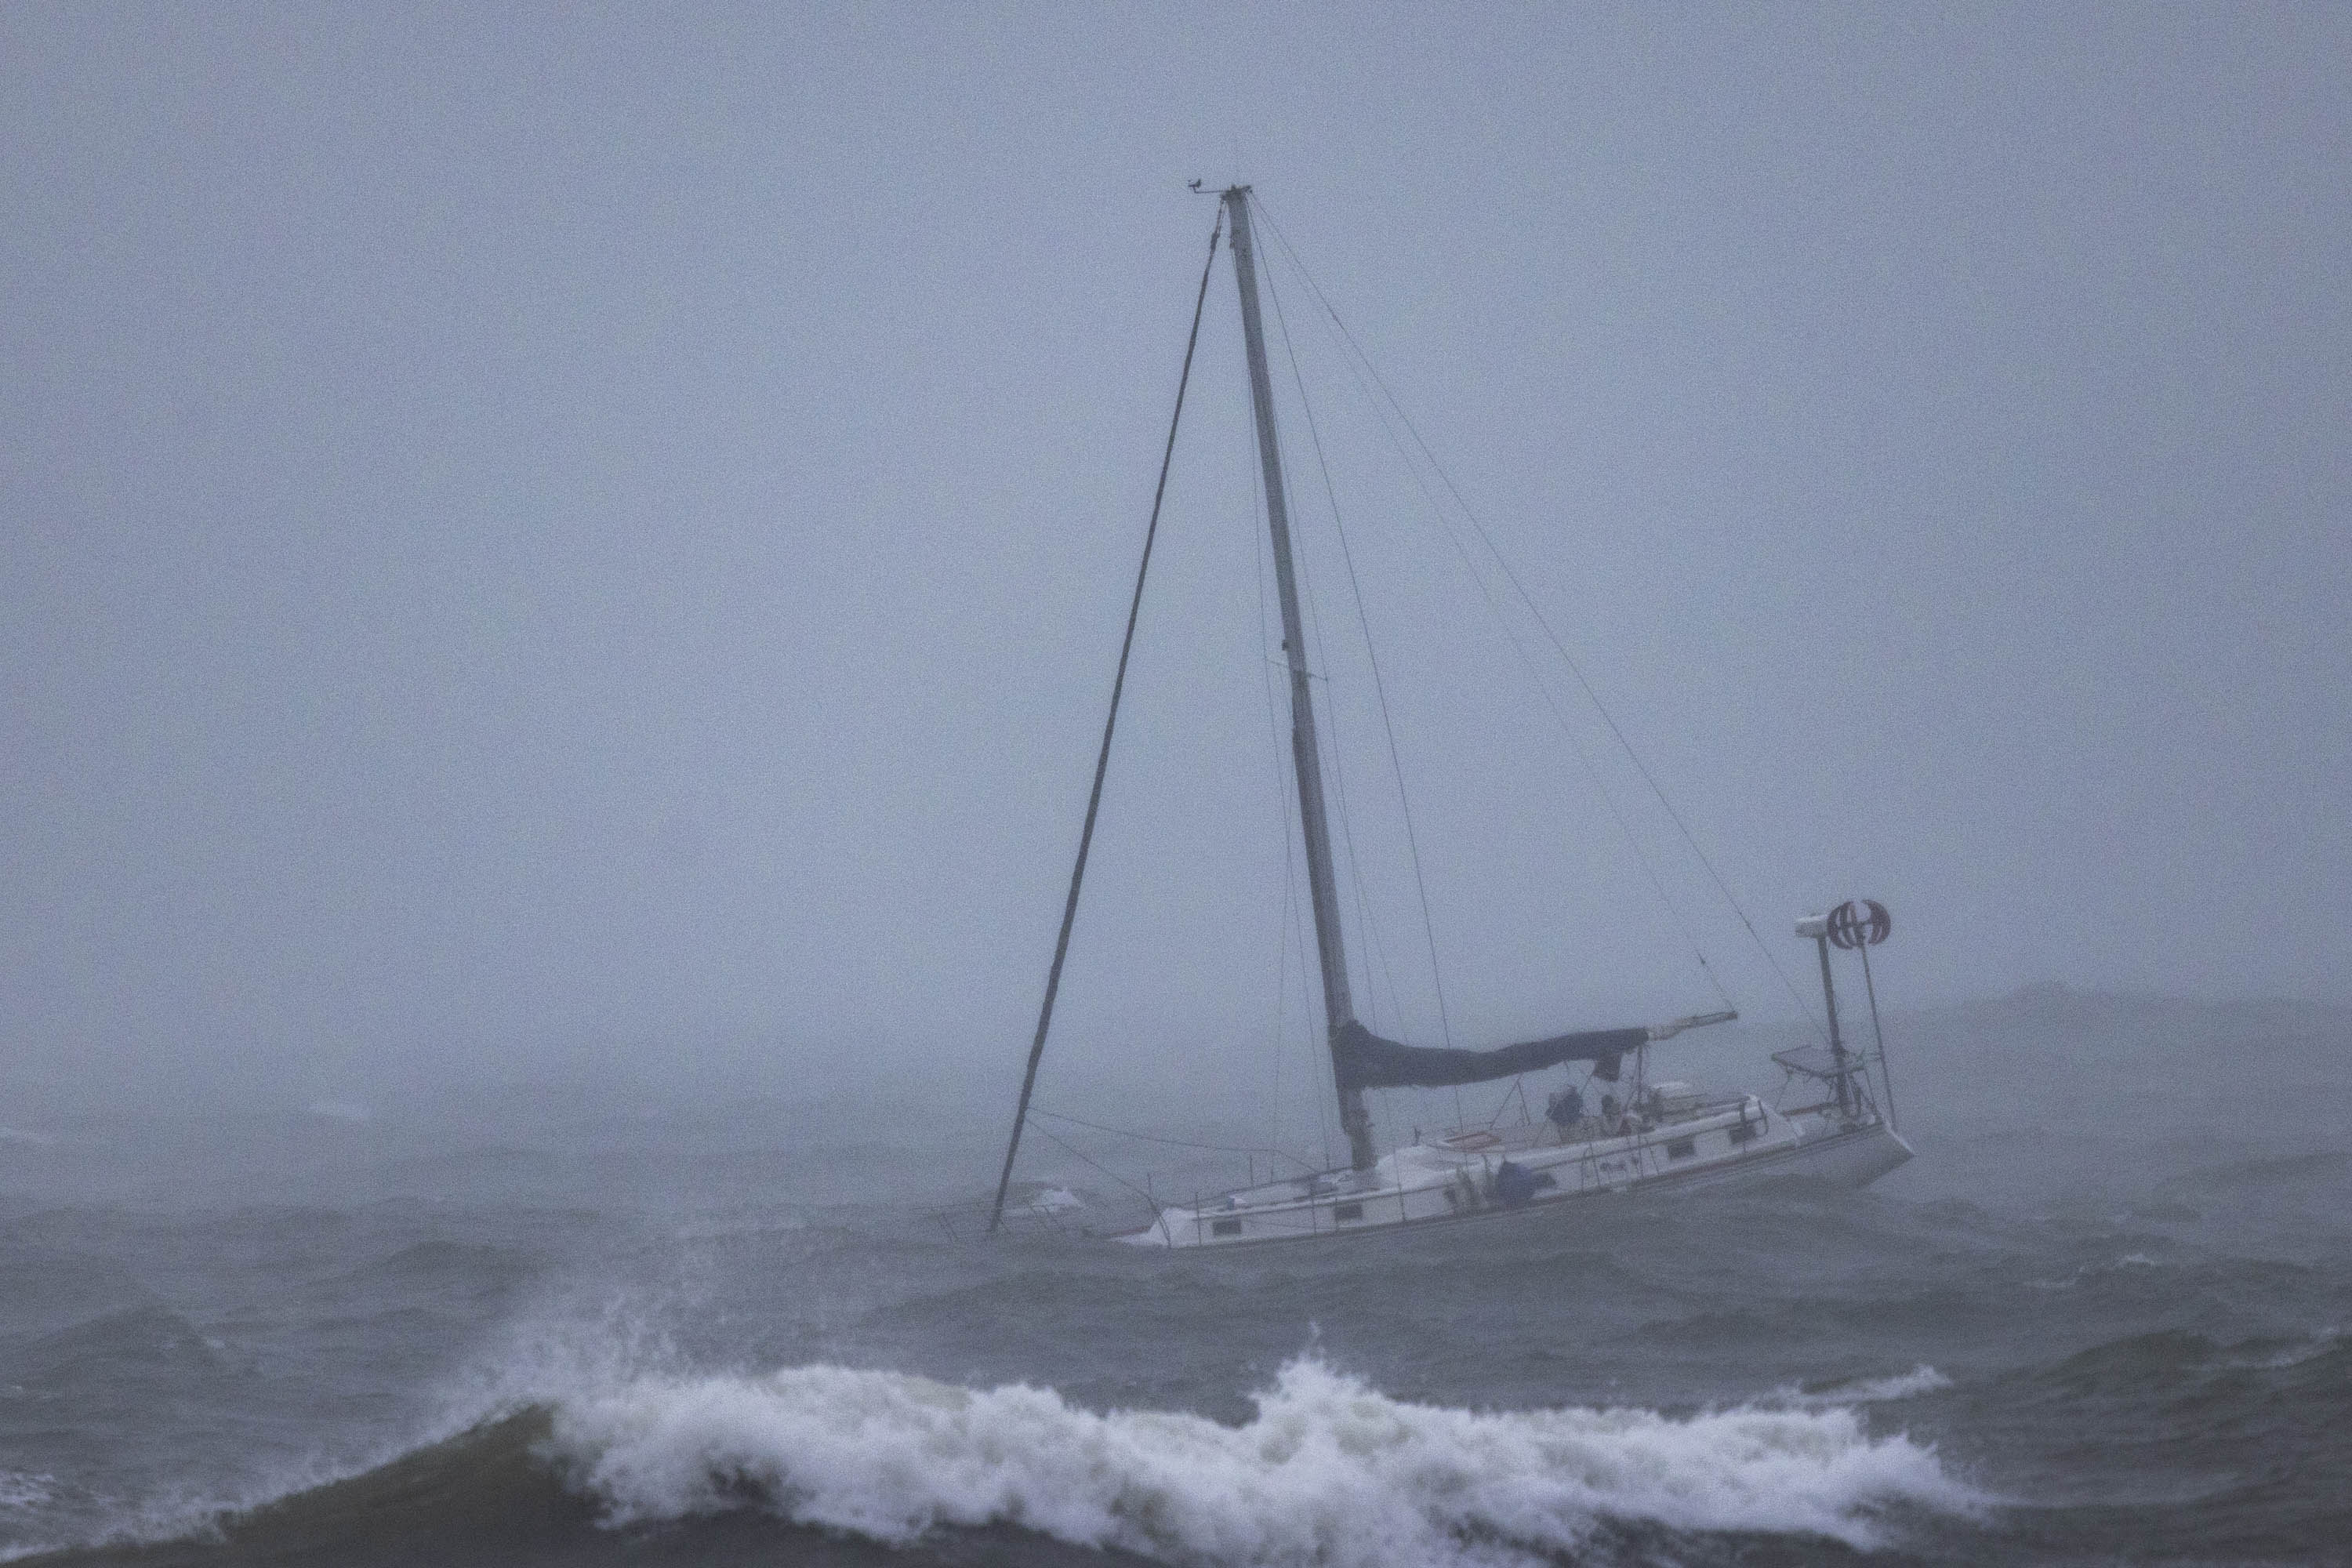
[1333,1203,1364,1222]
[1666,1138,1697,1161]
[1210,1218,1242,1237]
[1729,1120,1759,1145]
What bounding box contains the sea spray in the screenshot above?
[547,1356,1978,1566]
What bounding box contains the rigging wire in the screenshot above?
[1261,238,1468,1128]
[1262,236,1460,1054]
[1251,423,1335,1171]
[1291,296,1734,1014]
[1250,198,1820,1037]
[1245,209,1717,1000]
[1026,1122,1165,1221]
[1283,494,1392,1036]
[1309,563,1408,1036]
[1251,210,1727,1017]
[988,209,1227,1231]
[1248,207,1711,980]
[1266,742,1290,1167]
[1271,358,1407,1041]
[1030,1108,1318,1174]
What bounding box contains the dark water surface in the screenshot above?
[4,992,2348,1566]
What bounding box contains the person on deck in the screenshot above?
[1545,1084,1584,1141]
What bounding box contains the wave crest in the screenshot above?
[1771,1366,1955,1408]
[550,1357,1977,1564]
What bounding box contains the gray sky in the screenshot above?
[4,4,2347,1116]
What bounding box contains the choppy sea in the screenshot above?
[3,989,2347,1566]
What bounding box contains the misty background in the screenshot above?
[4,5,2347,1160]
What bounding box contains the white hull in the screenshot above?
[1120,1099,1911,1250]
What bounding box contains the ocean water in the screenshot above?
[3,989,2348,1566]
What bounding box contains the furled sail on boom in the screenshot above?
[1332,1011,1737,1091]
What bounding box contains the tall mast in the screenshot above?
[1223,187,1377,1171]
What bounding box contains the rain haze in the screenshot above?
[8,5,2345,1131]
[5,8,2352,1567]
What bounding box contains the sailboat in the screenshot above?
[987,187,1911,1250]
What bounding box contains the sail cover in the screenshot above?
[1332,1018,1650,1090]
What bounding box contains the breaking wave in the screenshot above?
[10,1356,1978,1566]
[547,1356,1977,1563]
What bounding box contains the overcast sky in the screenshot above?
[4,4,2346,1116]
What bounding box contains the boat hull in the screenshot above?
[1120,1107,1911,1250]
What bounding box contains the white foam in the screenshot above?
[1772,1366,1954,1408]
[2029,1252,2165,1291]
[548,1357,1980,1565]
